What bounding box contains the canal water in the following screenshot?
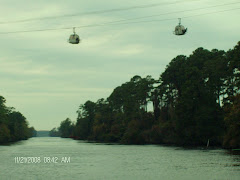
[0,137,239,180]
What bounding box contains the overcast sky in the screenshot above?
[0,0,239,130]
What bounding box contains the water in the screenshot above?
[0,137,240,180]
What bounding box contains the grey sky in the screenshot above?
[0,0,239,130]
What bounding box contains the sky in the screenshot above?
[0,0,239,130]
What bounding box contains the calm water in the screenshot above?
[0,137,240,180]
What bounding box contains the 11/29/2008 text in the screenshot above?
[14,157,71,163]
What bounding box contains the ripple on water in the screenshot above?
[0,137,240,180]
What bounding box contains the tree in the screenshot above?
[0,123,11,143]
[0,96,9,124]
[8,111,31,141]
[224,42,240,103]
[0,95,35,144]
[157,48,225,145]
[75,101,96,139]
[49,127,60,137]
[223,94,240,149]
[52,41,240,147]
[59,118,74,138]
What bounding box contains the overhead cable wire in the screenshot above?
[0,6,239,35]
[0,1,239,31]
[182,6,240,19]
[0,0,201,24]
[95,1,240,25]
[108,7,240,26]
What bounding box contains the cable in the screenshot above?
[0,7,239,34]
[0,1,239,31]
[183,7,240,19]
[0,0,200,24]
[95,1,240,25]
[107,7,240,26]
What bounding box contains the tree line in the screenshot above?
[51,41,240,149]
[0,96,36,144]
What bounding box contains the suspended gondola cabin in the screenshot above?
[69,28,80,44]
[174,18,187,36]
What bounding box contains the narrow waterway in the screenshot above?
[0,137,239,180]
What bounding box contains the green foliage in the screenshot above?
[59,118,74,138]
[121,119,145,144]
[29,127,37,137]
[0,123,11,143]
[0,95,35,144]
[223,94,240,149]
[53,41,240,147]
[49,127,60,137]
[108,75,155,114]
[8,111,29,140]
[0,96,9,124]
[71,76,155,143]
[158,47,227,145]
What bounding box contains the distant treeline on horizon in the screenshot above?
[48,42,240,149]
[36,131,50,137]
